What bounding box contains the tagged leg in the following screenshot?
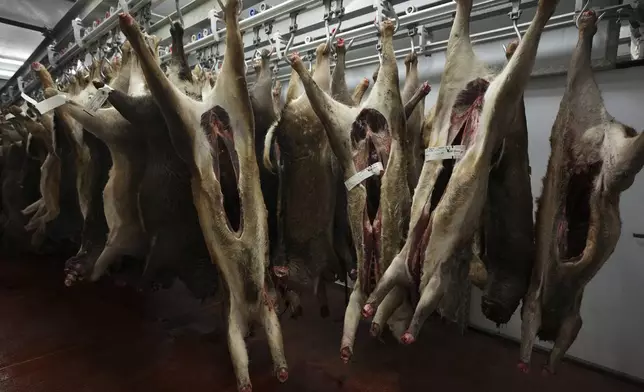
[341,284,366,363]
[543,311,582,375]
[518,293,542,373]
[260,295,289,383]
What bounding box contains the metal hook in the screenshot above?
[575,0,591,29]
[508,0,522,40]
[174,0,184,26]
[281,33,295,64]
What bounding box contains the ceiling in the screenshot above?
[0,0,74,82]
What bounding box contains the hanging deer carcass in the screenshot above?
[361,0,559,345]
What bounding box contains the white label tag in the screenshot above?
[424,145,466,161]
[344,162,384,191]
[5,114,15,120]
[84,53,93,68]
[84,85,113,114]
[35,95,68,114]
[21,92,38,106]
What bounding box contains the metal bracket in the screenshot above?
[420,26,433,56]
[264,22,273,36]
[289,12,298,33]
[72,18,84,48]
[253,26,262,46]
[209,8,223,42]
[47,45,58,67]
[118,0,129,13]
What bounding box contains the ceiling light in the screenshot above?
[0,57,24,66]
[0,69,16,78]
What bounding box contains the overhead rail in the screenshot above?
[2,0,641,107]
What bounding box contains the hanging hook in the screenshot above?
[508,0,522,40]
[174,0,184,25]
[575,0,590,29]
[325,19,342,50]
[280,33,296,65]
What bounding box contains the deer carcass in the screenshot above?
[468,40,536,325]
[268,42,354,319]
[361,0,559,345]
[519,10,644,375]
[118,1,288,389]
[250,49,280,263]
[44,41,152,285]
[288,18,432,361]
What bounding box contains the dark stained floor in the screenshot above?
[1,256,642,392]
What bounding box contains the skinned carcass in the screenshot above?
[287,19,430,362]
[361,0,559,345]
[468,40,535,325]
[401,52,425,190]
[117,1,288,389]
[268,42,353,319]
[519,10,644,375]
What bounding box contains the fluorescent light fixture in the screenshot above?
[0,57,24,66]
[0,69,16,78]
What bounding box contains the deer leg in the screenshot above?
[351,78,369,105]
[362,254,407,318]
[488,0,558,110]
[543,310,582,375]
[518,292,542,373]
[289,54,355,174]
[315,276,330,318]
[22,198,43,215]
[404,82,431,119]
[401,271,446,344]
[371,285,405,338]
[260,293,289,383]
[340,283,366,363]
[228,301,252,392]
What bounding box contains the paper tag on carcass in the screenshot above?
[84,85,113,114]
[35,95,68,114]
[344,162,384,191]
[21,92,39,107]
[424,145,466,161]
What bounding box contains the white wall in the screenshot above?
[333,34,644,380]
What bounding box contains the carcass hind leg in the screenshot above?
[401,272,446,345]
[543,311,582,375]
[371,285,405,338]
[315,275,330,318]
[518,292,542,373]
[228,302,252,392]
[340,283,366,363]
[362,255,406,318]
[260,295,289,383]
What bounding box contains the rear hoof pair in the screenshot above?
[237,368,287,392]
[516,361,556,376]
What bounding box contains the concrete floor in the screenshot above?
[0,256,642,392]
